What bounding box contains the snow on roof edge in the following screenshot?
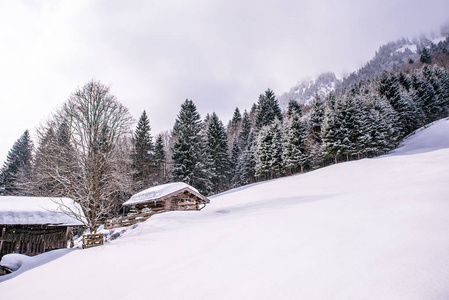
[0,196,84,226]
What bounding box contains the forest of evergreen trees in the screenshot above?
[1,46,449,228]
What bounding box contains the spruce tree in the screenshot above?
[398,72,412,92]
[343,94,369,159]
[322,95,348,163]
[255,119,283,180]
[230,137,241,187]
[205,112,231,193]
[131,111,154,191]
[370,98,400,155]
[230,107,242,126]
[0,130,33,195]
[270,119,284,178]
[378,72,424,136]
[286,99,302,117]
[154,134,166,184]
[226,107,242,153]
[232,110,254,187]
[236,131,256,186]
[255,125,272,180]
[420,47,432,64]
[433,66,449,115]
[172,99,211,194]
[255,89,283,130]
[282,111,308,174]
[309,94,325,143]
[423,66,447,120]
[238,110,252,150]
[411,70,438,122]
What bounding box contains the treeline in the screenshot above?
[167,64,449,192]
[1,64,449,231]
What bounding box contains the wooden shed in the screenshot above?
[0,196,84,259]
[122,182,210,215]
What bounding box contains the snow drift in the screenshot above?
[1,118,449,300]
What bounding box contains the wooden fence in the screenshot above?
[104,212,154,229]
[82,233,104,249]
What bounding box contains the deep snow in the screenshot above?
[1,118,449,299]
[0,196,83,225]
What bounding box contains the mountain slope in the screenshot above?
[279,33,449,109]
[278,72,339,109]
[1,119,449,299]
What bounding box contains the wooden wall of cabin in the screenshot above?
[127,191,207,215]
[134,201,165,213]
[0,225,69,259]
[165,194,200,211]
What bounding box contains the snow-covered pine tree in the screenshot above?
[236,131,256,186]
[255,118,283,180]
[308,94,325,143]
[420,47,432,64]
[286,99,302,117]
[131,110,154,191]
[254,125,272,180]
[230,137,241,187]
[232,110,255,187]
[322,94,348,163]
[255,89,283,130]
[340,93,365,160]
[154,134,167,184]
[398,72,412,92]
[238,110,252,150]
[205,112,231,194]
[226,107,242,151]
[423,65,447,120]
[377,72,424,136]
[0,130,33,195]
[433,66,449,115]
[369,97,400,155]
[172,99,211,195]
[270,119,284,178]
[283,101,308,174]
[411,69,439,123]
[354,92,379,159]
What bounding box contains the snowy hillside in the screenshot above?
[1,119,449,299]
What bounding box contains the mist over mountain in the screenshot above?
[279,25,449,110]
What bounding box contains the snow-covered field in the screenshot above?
[1,119,449,299]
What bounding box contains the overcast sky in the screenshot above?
[1,0,449,164]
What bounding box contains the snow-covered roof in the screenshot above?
[122,182,208,206]
[0,196,84,226]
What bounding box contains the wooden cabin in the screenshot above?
[122,182,210,215]
[0,196,84,259]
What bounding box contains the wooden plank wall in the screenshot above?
[0,225,69,259]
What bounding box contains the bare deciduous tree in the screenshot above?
[31,80,134,232]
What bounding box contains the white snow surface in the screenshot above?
[122,182,200,206]
[1,118,449,299]
[392,118,449,155]
[395,43,417,53]
[0,196,83,226]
